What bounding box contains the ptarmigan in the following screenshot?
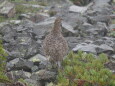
[43,17,68,68]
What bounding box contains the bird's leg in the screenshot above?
[56,61,63,70]
[51,61,56,69]
[45,56,52,70]
[57,61,61,69]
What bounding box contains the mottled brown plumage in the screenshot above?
[43,17,68,68]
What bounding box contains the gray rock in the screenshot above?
[0,1,15,18]
[87,15,111,25]
[8,70,31,80]
[63,13,87,28]
[66,37,83,50]
[99,44,114,51]
[25,79,42,86]
[7,58,34,72]
[93,0,111,8]
[83,22,108,37]
[31,69,56,81]
[33,17,55,39]
[73,42,114,54]
[94,37,115,49]
[29,54,47,65]
[0,0,4,3]
[109,24,115,30]
[112,55,115,59]
[19,13,49,23]
[69,2,93,13]
[96,44,114,54]
[73,43,98,54]
[0,22,40,60]
[29,54,48,68]
[31,66,39,72]
[62,21,76,36]
[33,17,78,39]
[0,83,6,86]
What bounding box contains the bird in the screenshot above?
[43,17,69,69]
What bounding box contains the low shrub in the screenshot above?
[57,51,115,86]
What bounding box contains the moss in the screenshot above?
[57,51,115,86]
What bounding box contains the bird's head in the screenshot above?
[54,17,62,27]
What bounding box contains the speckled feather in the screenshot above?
[43,17,68,64]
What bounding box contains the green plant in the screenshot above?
[108,30,115,37]
[0,40,11,84]
[57,51,115,86]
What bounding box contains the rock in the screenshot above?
[73,43,98,54]
[83,22,108,37]
[87,15,111,25]
[69,2,93,13]
[0,22,40,60]
[63,13,87,29]
[29,54,47,65]
[93,0,111,8]
[88,0,112,17]
[46,82,55,86]
[99,44,114,52]
[73,41,114,55]
[7,70,31,80]
[38,60,51,70]
[0,1,15,18]
[7,58,34,72]
[0,0,4,3]
[62,21,76,36]
[94,37,115,49]
[0,83,6,86]
[31,66,39,72]
[33,17,56,39]
[109,24,115,30]
[31,69,56,81]
[66,37,82,50]
[19,13,49,23]
[112,55,115,60]
[33,17,78,39]
[24,79,42,86]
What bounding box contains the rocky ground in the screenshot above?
[0,0,115,86]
